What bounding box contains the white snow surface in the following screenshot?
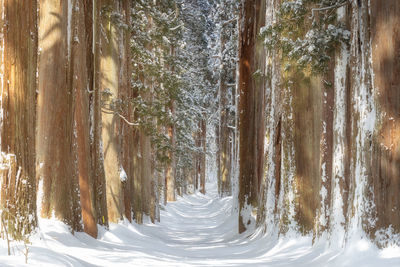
[1,182,400,266]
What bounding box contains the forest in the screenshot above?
[0,0,399,266]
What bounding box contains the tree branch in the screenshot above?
[311,0,349,16]
[222,18,237,27]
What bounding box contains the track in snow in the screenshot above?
[1,181,400,266]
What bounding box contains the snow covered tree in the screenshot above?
[176,0,215,195]
[209,0,239,197]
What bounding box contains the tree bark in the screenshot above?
[369,0,400,237]
[37,0,81,229]
[238,0,266,233]
[200,118,206,195]
[0,0,38,240]
[91,0,108,227]
[73,0,97,238]
[119,0,133,222]
[218,27,232,197]
[165,116,176,202]
[100,0,124,223]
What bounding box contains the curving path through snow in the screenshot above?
[1,182,400,266]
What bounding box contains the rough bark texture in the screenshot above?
[218,32,232,197]
[238,0,266,233]
[119,0,133,222]
[0,0,38,240]
[91,0,108,227]
[36,0,81,230]
[369,0,400,237]
[73,0,97,238]
[258,0,400,244]
[140,131,153,219]
[132,127,143,224]
[100,0,124,223]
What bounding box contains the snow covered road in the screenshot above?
[1,182,400,266]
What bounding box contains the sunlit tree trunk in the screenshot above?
[36,0,81,229]
[119,0,133,222]
[0,0,38,240]
[100,0,124,223]
[165,46,176,203]
[91,0,108,227]
[165,106,176,202]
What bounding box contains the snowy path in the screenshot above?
[1,182,400,266]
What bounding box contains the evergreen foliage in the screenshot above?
[260,0,350,73]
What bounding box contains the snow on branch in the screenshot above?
[311,0,350,17]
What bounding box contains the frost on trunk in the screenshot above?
[328,5,350,246]
[257,0,400,245]
[0,0,38,240]
[37,0,81,229]
[100,0,124,223]
[347,0,377,238]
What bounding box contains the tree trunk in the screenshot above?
[73,0,97,238]
[0,0,38,240]
[369,0,400,238]
[218,24,232,197]
[165,46,177,203]
[165,102,176,203]
[199,118,206,194]
[119,0,133,222]
[37,0,81,229]
[100,0,124,223]
[238,0,266,233]
[91,0,108,227]
[132,128,143,224]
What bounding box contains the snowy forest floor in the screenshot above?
[1,181,400,266]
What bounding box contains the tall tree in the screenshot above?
[238,0,266,233]
[91,0,109,227]
[0,0,38,240]
[36,0,81,229]
[73,0,98,238]
[100,0,124,223]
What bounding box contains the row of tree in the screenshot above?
[0,0,220,241]
[237,0,400,247]
[2,0,398,249]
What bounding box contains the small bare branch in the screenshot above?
[311,0,349,17]
[222,18,237,27]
